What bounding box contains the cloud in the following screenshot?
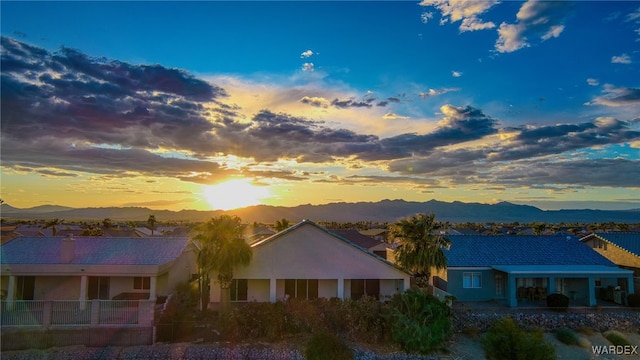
[587,78,599,86]
[495,0,572,53]
[611,53,632,64]
[300,50,314,58]
[302,62,314,72]
[383,113,410,120]
[586,85,640,107]
[419,0,499,32]
[3,36,638,193]
[419,88,459,99]
[331,98,373,109]
[300,96,330,108]
[452,71,463,78]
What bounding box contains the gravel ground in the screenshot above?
[1,342,441,360]
[4,334,640,360]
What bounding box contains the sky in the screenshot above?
[1,1,639,212]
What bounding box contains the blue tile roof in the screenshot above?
[1,237,190,265]
[445,235,616,267]
[594,233,640,257]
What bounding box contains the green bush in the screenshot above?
[482,317,556,360]
[627,293,640,307]
[554,327,578,345]
[546,293,569,311]
[156,282,199,342]
[604,330,632,346]
[387,289,451,354]
[220,301,287,341]
[305,332,354,360]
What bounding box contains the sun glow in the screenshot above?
[203,178,271,210]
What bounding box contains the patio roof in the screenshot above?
[492,265,633,275]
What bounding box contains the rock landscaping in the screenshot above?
[452,307,640,333]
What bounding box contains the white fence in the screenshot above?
[0,300,153,328]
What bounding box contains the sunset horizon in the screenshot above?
[2,1,639,213]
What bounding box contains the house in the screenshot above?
[433,235,634,307]
[331,229,393,259]
[208,220,410,308]
[1,236,195,302]
[580,232,640,293]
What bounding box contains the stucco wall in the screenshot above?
[584,238,640,270]
[34,276,80,300]
[447,269,496,302]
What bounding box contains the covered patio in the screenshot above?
[493,265,635,307]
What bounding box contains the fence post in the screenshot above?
[91,300,100,326]
[42,301,53,329]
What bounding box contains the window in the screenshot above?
[88,276,110,299]
[593,239,608,250]
[350,279,380,300]
[284,279,318,300]
[16,276,35,300]
[133,277,150,290]
[463,272,481,289]
[230,279,248,301]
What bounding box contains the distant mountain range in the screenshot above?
[1,200,639,224]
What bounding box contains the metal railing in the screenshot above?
[0,300,150,328]
[51,300,91,325]
[98,300,139,325]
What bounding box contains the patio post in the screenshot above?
[79,275,88,310]
[6,275,15,310]
[627,274,635,296]
[587,275,596,306]
[149,276,157,301]
[337,278,344,299]
[508,274,517,307]
[269,278,276,302]
[547,276,555,295]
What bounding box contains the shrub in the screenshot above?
[603,330,632,346]
[482,317,556,360]
[305,332,354,360]
[554,327,578,345]
[627,293,640,308]
[156,282,199,342]
[546,293,569,311]
[220,301,287,341]
[387,289,451,354]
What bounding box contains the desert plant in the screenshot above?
[546,293,569,311]
[482,317,556,360]
[554,327,578,345]
[305,332,354,360]
[387,289,451,354]
[603,330,632,346]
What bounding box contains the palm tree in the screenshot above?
[147,215,156,235]
[192,215,252,313]
[274,218,290,232]
[389,213,450,289]
[42,218,64,236]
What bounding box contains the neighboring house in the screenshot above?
[331,229,392,259]
[433,235,634,307]
[358,228,388,242]
[1,236,195,302]
[208,220,410,308]
[580,232,640,294]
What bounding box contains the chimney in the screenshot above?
[61,236,75,263]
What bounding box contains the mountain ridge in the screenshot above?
[1,199,638,224]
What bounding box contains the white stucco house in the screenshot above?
[208,220,411,307]
[1,236,196,303]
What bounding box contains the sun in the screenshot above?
[203,178,271,210]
